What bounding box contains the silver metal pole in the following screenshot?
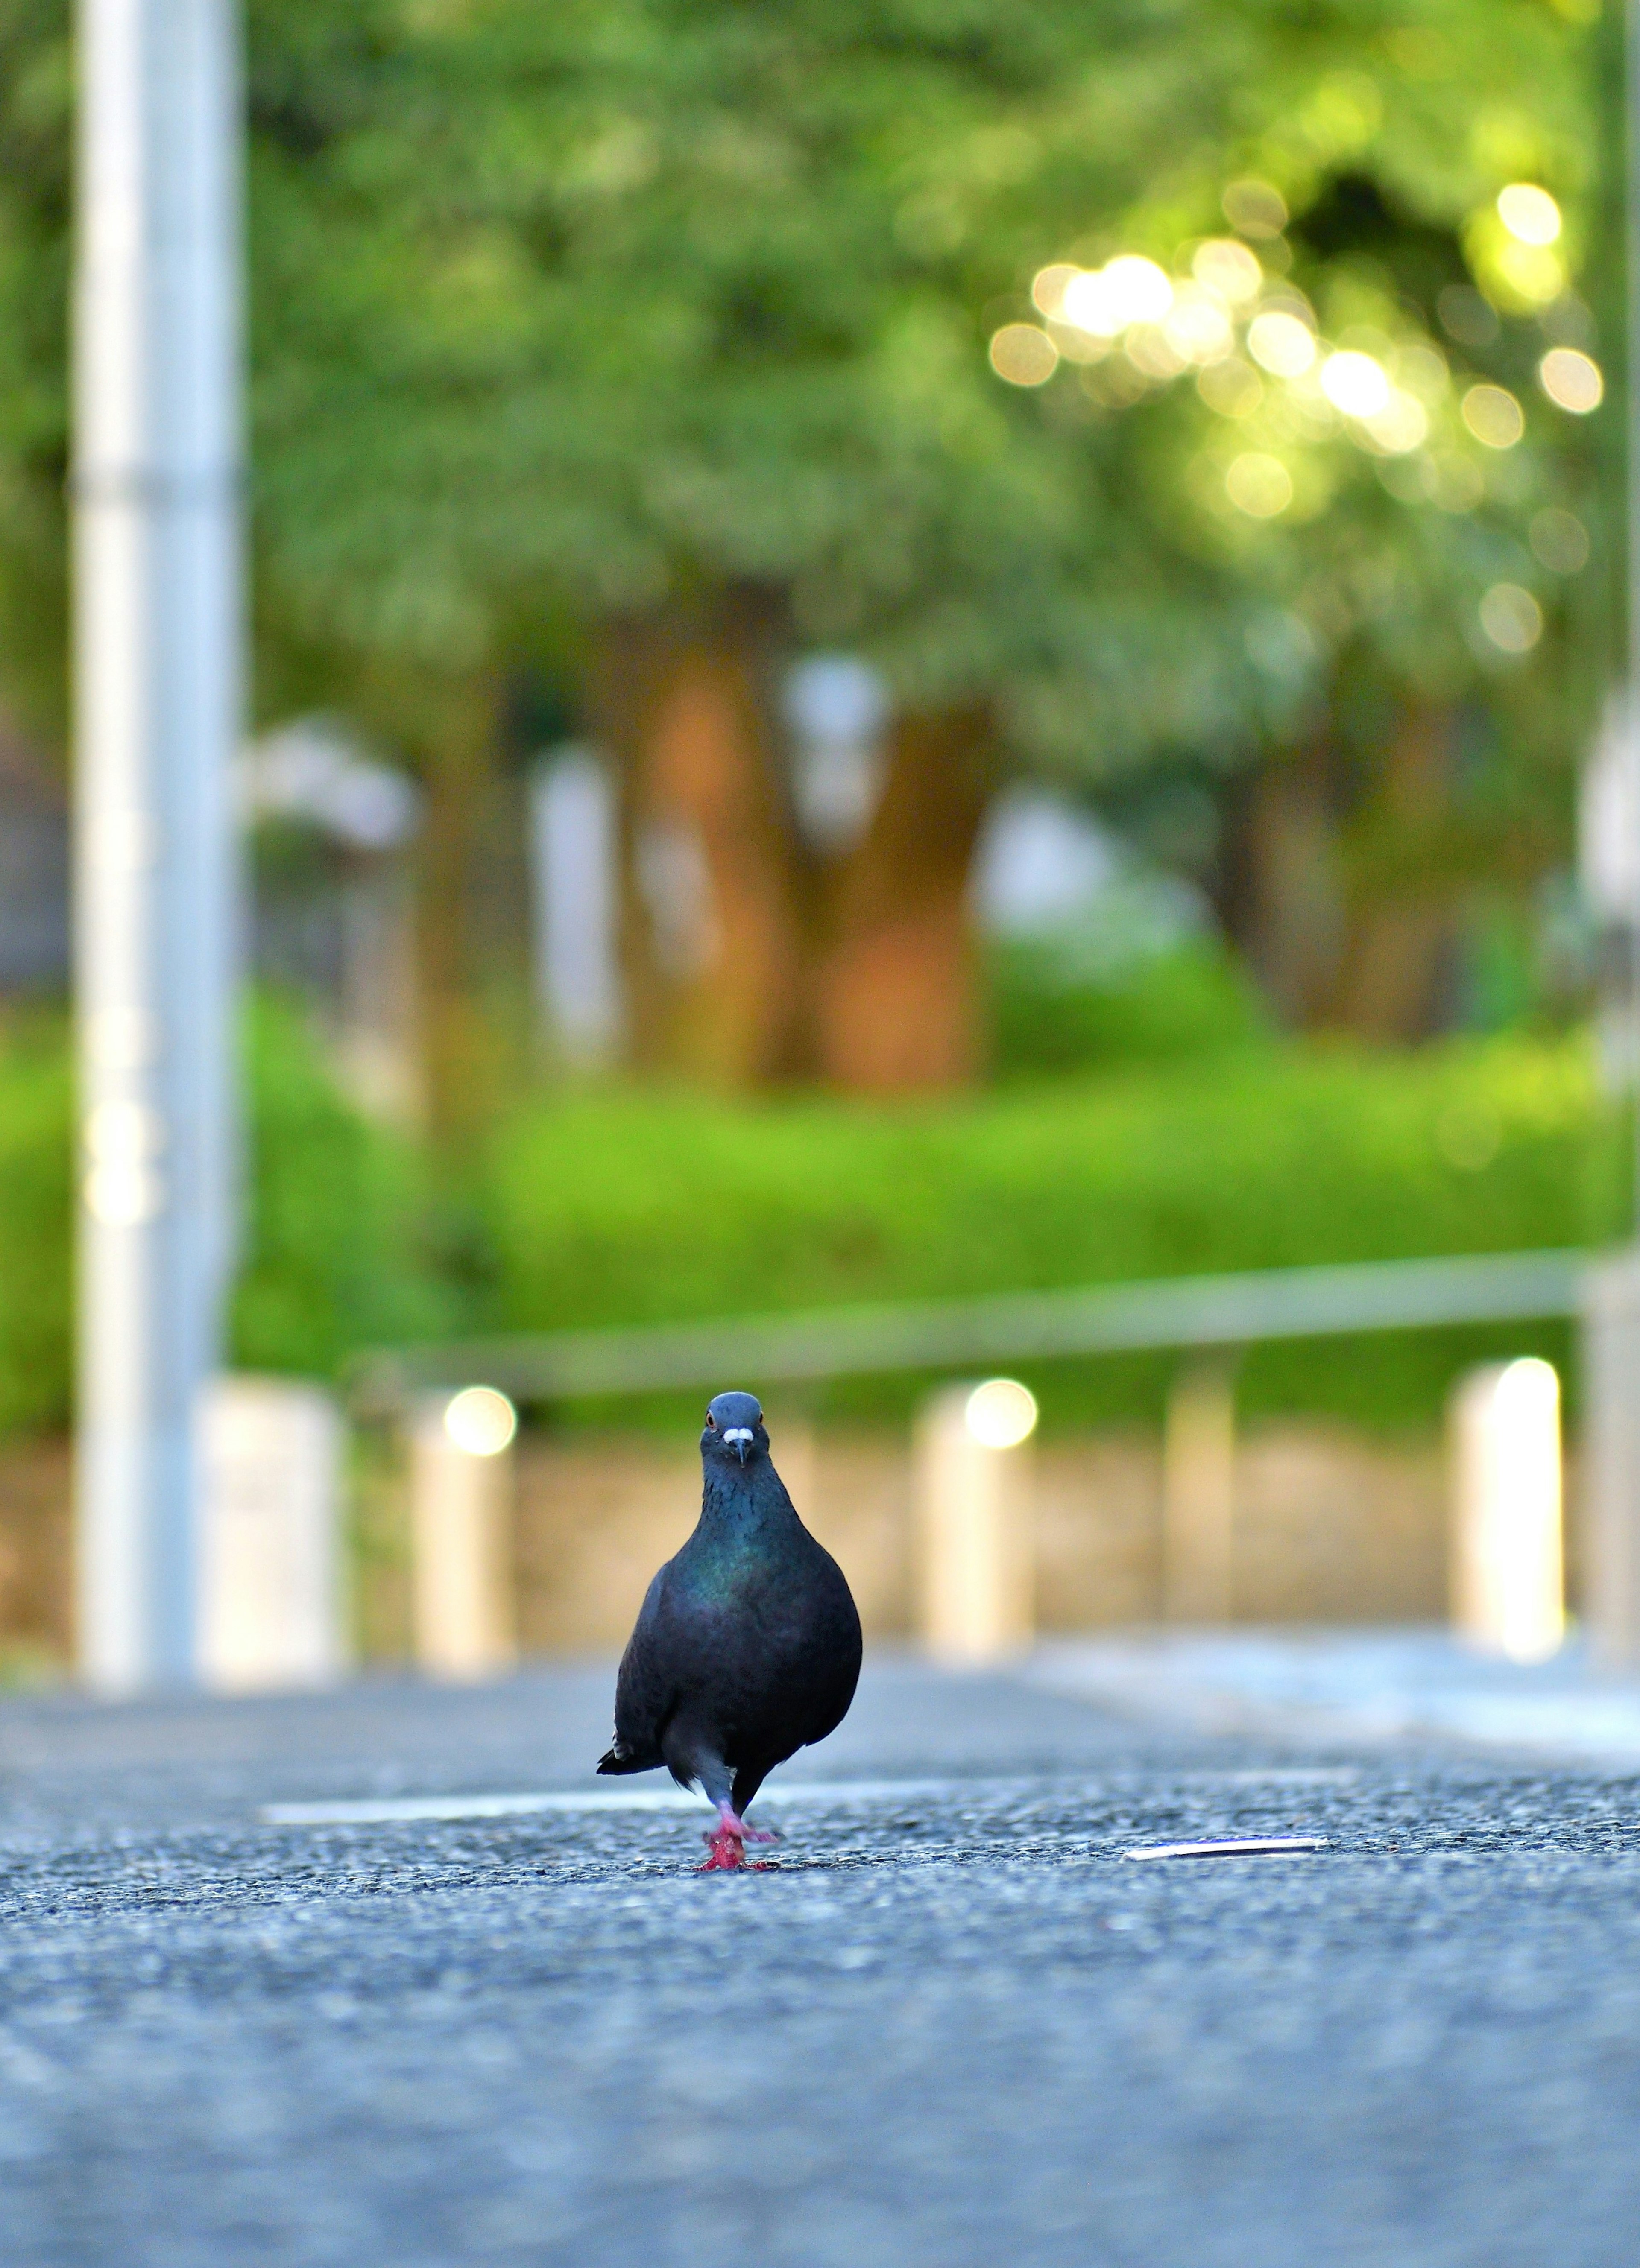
[72,0,242,1690]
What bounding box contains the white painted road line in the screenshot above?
[259,1779,953,1827]
[1124,1836,1330,1862]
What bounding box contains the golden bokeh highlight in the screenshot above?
[1461,383,1524,448]
[989,324,1059,386]
[1538,347,1602,414]
[1246,310,1316,379]
[1496,184,1561,247]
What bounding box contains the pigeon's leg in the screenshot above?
[715,1798,778,1844]
[694,1758,776,1871]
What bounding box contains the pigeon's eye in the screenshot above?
[705,1411,716,1429]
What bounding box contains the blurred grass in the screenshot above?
[0,997,1628,1441]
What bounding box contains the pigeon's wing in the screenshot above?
[796,1541,864,1748]
[597,1564,676,1774]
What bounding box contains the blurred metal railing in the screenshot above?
[349,1245,1590,1409]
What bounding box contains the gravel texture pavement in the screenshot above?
[3,1654,1639,2266]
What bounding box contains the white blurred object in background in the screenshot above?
[530,747,621,1062]
[1449,1359,1564,1663]
[240,716,423,1120]
[239,717,420,851]
[1581,696,1640,924]
[410,1390,518,1681]
[970,787,1207,981]
[1580,695,1640,1087]
[782,655,890,854]
[970,788,1121,935]
[914,1381,1036,1663]
[196,1377,348,1691]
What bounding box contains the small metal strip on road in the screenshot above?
[1124,1837,1330,1862]
[347,1247,1590,1406]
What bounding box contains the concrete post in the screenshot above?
[196,1377,348,1691]
[1162,1363,1236,1622]
[73,0,242,1689]
[914,1383,1035,1664]
[1582,1255,1640,1666]
[409,1390,518,1681]
[1449,1359,1564,1663]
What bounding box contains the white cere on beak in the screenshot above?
[723,1428,754,1446]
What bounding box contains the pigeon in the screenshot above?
[598,1390,863,1870]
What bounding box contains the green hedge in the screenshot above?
[0,1005,1628,1441]
[483,1038,1629,1431]
[0,1000,459,1440]
[0,1014,72,1438]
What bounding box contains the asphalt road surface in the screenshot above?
[3,1656,1639,2266]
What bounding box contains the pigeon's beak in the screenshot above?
[723,1426,753,1463]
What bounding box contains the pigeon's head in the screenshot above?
[702,1390,767,1468]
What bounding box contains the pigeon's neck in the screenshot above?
[699,1458,800,1539]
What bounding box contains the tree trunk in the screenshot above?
[1220,739,1344,1029]
[1333,703,1459,1042]
[395,672,523,1143]
[597,607,802,1086]
[598,608,994,1093]
[1222,705,1462,1043]
[811,705,993,1090]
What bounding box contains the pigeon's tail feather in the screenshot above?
[597,1742,656,1776]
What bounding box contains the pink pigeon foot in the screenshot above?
[698,1825,749,1872]
[696,1806,781,1871]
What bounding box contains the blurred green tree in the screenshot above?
[0,0,1612,1096]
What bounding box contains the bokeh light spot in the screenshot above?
[1362,389,1428,455]
[1246,310,1316,379]
[964,1378,1039,1450]
[1192,238,1263,305]
[1222,179,1288,238]
[1321,350,1391,419]
[989,324,1059,386]
[1530,506,1588,574]
[444,1385,518,1457]
[1030,264,1080,320]
[1461,383,1524,448]
[1496,184,1561,246]
[1538,347,1602,413]
[1479,583,1543,654]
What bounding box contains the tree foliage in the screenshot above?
[234,0,1609,780]
[0,0,1612,856]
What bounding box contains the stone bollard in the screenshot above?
[914,1380,1037,1665]
[409,1388,519,1681]
[1581,1253,1640,1668]
[1449,1359,1563,1663]
[196,1376,349,1691]
[1162,1362,1236,1623]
